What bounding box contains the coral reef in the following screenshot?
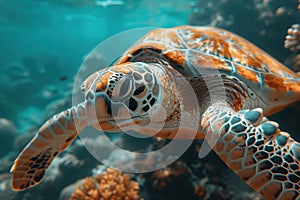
[69,168,140,200]
[151,161,192,191]
[284,0,300,75]
[149,161,198,199]
[285,24,300,52]
[284,0,300,52]
[189,0,299,62]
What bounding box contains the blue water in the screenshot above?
[0,0,191,130]
[0,0,190,70]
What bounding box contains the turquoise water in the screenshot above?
[0,0,191,130]
[0,0,299,200]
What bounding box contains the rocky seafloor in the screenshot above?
[0,0,300,199]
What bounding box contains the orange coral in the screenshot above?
[284,24,300,52]
[151,161,191,191]
[70,168,139,200]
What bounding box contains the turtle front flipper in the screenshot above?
[10,103,87,191]
[201,103,300,200]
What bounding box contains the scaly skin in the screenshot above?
[201,103,300,200]
[11,103,87,190]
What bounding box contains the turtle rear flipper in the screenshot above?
[201,103,300,199]
[10,103,87,191]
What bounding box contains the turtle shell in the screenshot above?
[116,26,300,94]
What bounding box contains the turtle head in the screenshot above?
[81,62,178,131]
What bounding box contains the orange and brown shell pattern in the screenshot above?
[117,26,300,115]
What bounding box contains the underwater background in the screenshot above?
[0,0,300,199]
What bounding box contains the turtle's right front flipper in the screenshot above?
[201,103,300,200]
[10,103,87,191]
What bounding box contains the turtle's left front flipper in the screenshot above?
[10,103,87,191]
[201,103,300,200]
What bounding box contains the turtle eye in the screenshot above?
[112,76,133,101]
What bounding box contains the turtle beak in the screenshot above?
[85,93,113,125]
[85,93,138,131]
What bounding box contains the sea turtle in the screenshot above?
[11,26,300,200]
